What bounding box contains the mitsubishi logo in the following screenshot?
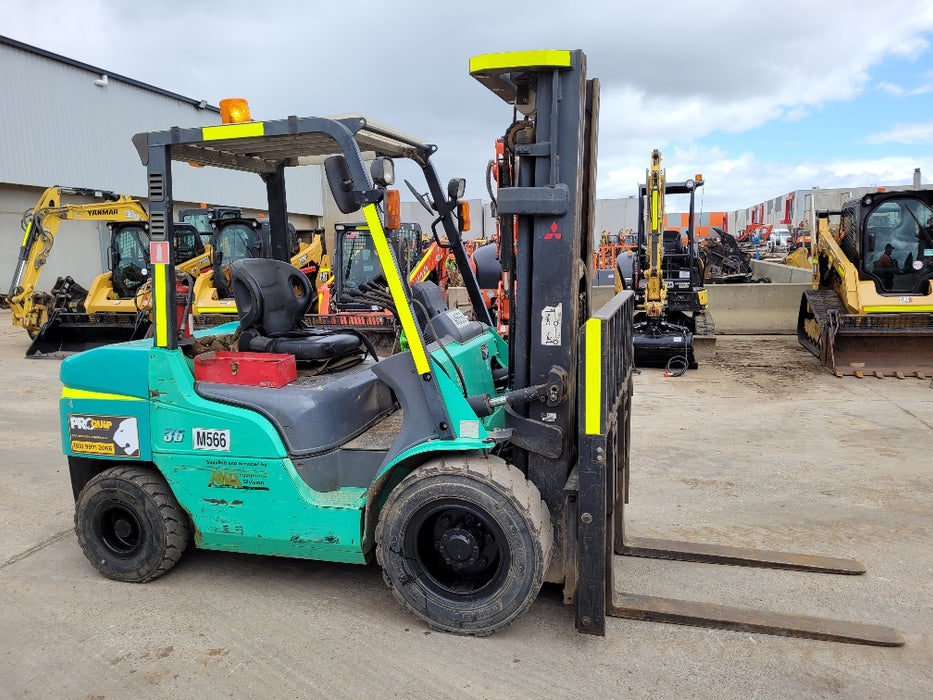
[544,221,562,240]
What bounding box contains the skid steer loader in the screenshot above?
[60,56,901,645]
[797,190,933,377]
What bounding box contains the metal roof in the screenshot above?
[0,34,219,112]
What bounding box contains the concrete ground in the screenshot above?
[0,309,930,699]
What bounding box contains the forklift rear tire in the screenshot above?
[74,465,190,583]
[375,455,552,636]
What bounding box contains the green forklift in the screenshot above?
[61,52,901,644]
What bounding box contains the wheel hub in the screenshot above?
[100,505,141,555]
[437,526,480,569]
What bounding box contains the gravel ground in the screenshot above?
[0,310,930,699]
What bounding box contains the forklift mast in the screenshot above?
[471,49,598,512]
[471,50,635,633]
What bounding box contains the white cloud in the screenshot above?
[600,146,931,211]
[865,122,933,145]
[875,80,933,97]
[877,81,905,96]
[3,0,933,210]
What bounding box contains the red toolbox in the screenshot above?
[194,351,296,388]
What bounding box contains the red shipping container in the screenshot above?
[194,351,296,388]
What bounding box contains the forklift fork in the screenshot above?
[606,538,902,646]
[574,292,905,646]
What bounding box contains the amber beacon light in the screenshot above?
[219,98,252,124]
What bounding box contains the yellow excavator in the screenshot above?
[797,188,933,377]
[619,151,712,370]
[7,186,211,356]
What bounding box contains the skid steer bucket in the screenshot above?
[26,309,150,358]
[570,291,904,646]
[798,290,933,378]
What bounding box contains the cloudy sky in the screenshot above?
[4,0,933,212]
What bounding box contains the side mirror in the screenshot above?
[448,178,466,200]
[325,156,360,214]
[370,157,395,187]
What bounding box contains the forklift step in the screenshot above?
[620,536,867,574]
[608,593,905,646]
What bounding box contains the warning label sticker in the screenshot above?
[68,414,140,458]
[541,303,562,346]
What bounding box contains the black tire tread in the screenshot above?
[375,454,552,636]
[75,465,190,582]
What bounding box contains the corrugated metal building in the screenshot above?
[730,174,932,234]
[0,35,322,291]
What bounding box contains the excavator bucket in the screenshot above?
[26,310,150,358]
[798,290,933,378]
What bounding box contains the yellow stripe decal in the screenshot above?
[363,205,430,375]
[862,305,933,313]
[202,122,265,141]
[651,190,660,232]
[153,263,168,347]
[195,307,239,314]
[62,388,144,402]
[584,318,602,435]
[470,50,572,74]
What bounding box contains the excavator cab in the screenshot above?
[173,223,206,266]
[108,223,150,299]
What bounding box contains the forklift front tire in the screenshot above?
[376,455,552,636]
[74,465,190,583]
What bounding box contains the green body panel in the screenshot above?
[158,452,368,562]
[60,339,152,398]
[146,348,286,459]
[60,327,506,563]
[429,329,509,434]
[60,340,152,461]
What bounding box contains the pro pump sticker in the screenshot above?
[68,414,140,458]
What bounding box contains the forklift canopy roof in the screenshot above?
[132,114,427,175]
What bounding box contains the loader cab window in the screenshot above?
[213,221,263,298]
[173,224,205,265]
[110,224,150,298]
[215,222,262,264]
[182,212,213,236]
[260,221,301,259]
[865,198,933,293]
[342,232,381,289]
[394,225,424,280]
[181,208,242,245]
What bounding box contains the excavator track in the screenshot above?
[798,290,933,378]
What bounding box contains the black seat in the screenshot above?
[229,258,366,362]
[663,230,685,255]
